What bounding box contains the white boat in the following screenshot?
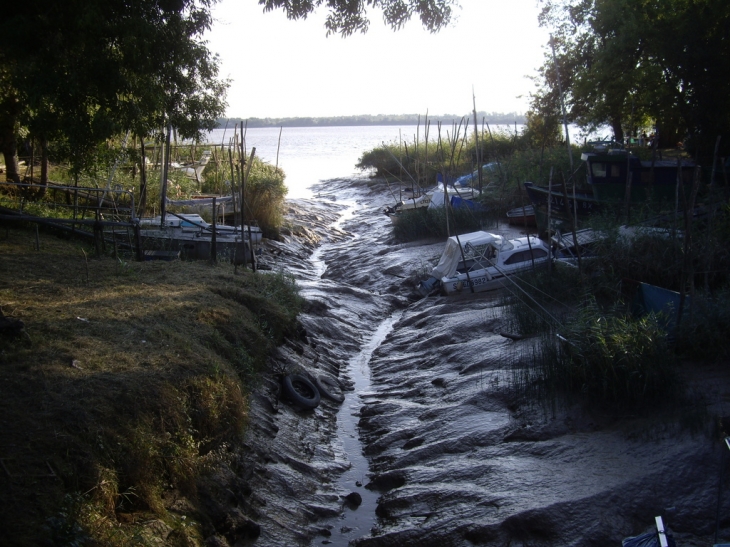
[384,186,482,224]
[138,213,261,263]
[418,231,551,296]
[171,150,212,182]
[139,213,262,243]
[551,225,680,268]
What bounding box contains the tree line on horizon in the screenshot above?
[216,112,528,129]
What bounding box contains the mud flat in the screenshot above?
[203,176,730,546]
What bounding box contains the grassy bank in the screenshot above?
[0,224,302,546]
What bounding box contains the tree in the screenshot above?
[260,0,458,36]
[533,0,730,161]
[0,0,228,179]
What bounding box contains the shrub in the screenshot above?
[392,206,498,241]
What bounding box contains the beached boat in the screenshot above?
[523,181,602,233]
[384,186,482,224]
[138,213,261,262]
[551,228,602,267]
[582,150,695,204]
[552,224,680,268]
[171,150,212,182]
[449,162,501,187]
[139,213,262,243]
[417,231,551,296]
[506,204,536,226]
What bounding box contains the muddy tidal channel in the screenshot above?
[222,177,727,547]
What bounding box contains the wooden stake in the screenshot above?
[211,196,217,263]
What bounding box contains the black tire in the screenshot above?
[282,374,321,409]
[314,374,345,403]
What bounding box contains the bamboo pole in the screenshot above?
[472,89,483,193]
[550,35,574,171]
[228,142,237,227]
[276,126,283,170]
[559,171,582,274]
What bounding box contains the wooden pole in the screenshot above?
[677,166,702,329]
[472,89,483,193]
[242,146,257,270]
[551,35,574,171]
[239,122,245,232]
[160,124,171,225]
[623,150,633,222]
[560,172,582,274]
[211,196,217,263]
[276,127,283,170]
[139,136,147,217]
[228,142,237,227]
[547,167,553,273]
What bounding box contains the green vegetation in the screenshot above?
[1,0,227,183]
[0,225,303,545]
[0,139,289,239]
[511,300,679,412]
[358,122,576,241]
[262,0,457,36]
[500,205,730,414]
[535,0,730,163]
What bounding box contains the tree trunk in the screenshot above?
[139,136,147,217]
[0,112,21,183]
[610,116,624,145]
[40,137,49,185]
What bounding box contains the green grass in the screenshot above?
[0,225,303,546]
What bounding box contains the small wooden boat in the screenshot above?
[506,205,536,226]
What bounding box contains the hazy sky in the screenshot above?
[206,0,550,119]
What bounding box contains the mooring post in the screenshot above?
[211,196,217,263]
[134,223,143,262]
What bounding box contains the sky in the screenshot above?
[206,0,551,119]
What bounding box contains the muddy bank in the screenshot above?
[202,175,730,546]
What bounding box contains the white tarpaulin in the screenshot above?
[430,231,501,279]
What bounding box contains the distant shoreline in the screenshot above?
[216,112,527,129]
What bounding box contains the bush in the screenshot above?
[392,206,498,241]
[514,299,679,412]
[561,301,677,405]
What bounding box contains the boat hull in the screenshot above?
[441,270,509,294]
[524,182,601,233]
[506,205,536,226]
[582,152,696,204]
[139,231,255,264]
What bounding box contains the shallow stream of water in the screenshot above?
[326,312,403,546]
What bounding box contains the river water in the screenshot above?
[204,123,610,199]
[204,124,526,199]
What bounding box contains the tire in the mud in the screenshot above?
[282,374,321,409]
[314,374,345,403]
